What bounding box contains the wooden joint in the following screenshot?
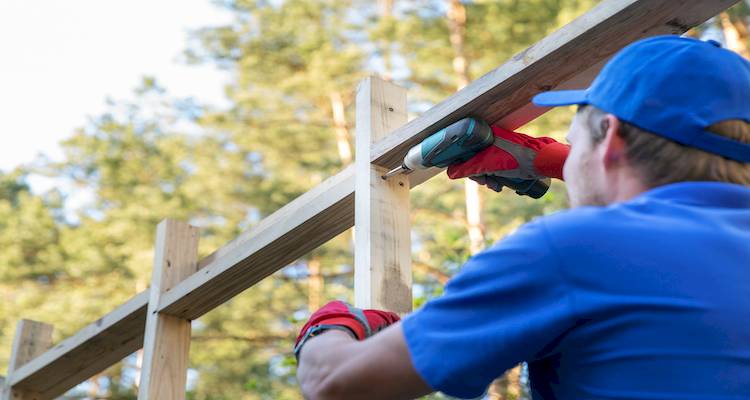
[138,219,200,400]
[354,76,412,314]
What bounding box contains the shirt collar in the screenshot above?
[632,181,750,208]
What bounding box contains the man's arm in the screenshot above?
[297,322,433,400]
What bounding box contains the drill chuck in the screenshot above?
[383,117,493,179]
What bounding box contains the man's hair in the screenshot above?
[582,106,750,187]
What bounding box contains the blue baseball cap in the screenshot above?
[533,35,750,162]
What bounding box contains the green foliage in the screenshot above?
[18,0,740,398]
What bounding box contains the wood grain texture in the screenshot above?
[371,0,739,169]
[3,320,53,400]
[158,166,356,320]
[8,292,148,399]
[5,0,738,394]
[139,220,200,400]
[354,77,412,313]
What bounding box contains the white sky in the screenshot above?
[0,0,231,173]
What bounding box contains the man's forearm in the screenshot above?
[297,329,359,399]
[296,323,433,400]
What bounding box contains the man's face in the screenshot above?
[563,109,609,207]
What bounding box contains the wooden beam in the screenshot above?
[6,0,737,393]
[158,166,356,320]
[7,292,148,399]
[2,319,53,400]
[138,220,200,399]
[371,0,739,169]
[354,77,411,313]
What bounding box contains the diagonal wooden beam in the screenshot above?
[8,291,149,399]
[158,165,356,320]
[371,0,740,169]
[5,0,738,397]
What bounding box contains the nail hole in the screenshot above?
[388,107,394,112]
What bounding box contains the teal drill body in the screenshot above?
[416,118,494,168]
[381,118,493,179]
[382,117,551,199]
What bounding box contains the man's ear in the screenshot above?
[600,114,626,170]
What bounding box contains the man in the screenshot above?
[294,35,750,399]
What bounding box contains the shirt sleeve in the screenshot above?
[402,218,574,399]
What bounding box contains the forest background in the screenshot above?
[2,0,749,398]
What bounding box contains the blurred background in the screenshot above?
[1,1,748,398]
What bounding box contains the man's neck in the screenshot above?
[609,169,649,204]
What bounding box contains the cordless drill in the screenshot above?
[382,118,550,199]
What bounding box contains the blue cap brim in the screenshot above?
[532,89,589,107]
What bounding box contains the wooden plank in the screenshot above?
[3,320,53,400]
[6,0,737,392]
[7,321,53,373]
[8,291,148,399]
[158,166,356,319]
[138,220,200,399]
[354,77,411,313]
[371,0,739,169]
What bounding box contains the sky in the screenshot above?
[0,0,231,173]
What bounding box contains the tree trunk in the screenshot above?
[446,1,522,397]
[730,13,750,40]
[464,179,485,254]
[380,0,395,81]
[720,12,750,58]
[447,0,470,89]
[308,258,323,311]
[446,0,484,256]
[88,373,101,398]
[133,279,147,391]
[133,350,144,391]
[316,90,354,311]
[329,91,353,166]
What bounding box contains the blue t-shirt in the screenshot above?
[402,182,750,399]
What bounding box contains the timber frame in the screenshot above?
[1,1,740,398]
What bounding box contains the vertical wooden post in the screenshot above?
[2,320,53,400]
[354,76,412,314]
[138,219,199,400]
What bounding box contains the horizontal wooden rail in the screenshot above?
[4,0,737,397]
[8,291,149,398]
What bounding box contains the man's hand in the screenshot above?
[447,125,570,192]
[294,300,400,359]
[295,301,432,399]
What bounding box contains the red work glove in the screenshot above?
[447,125,570,191]
[294,300,400,360]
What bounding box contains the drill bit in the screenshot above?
[382,165,409,180]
